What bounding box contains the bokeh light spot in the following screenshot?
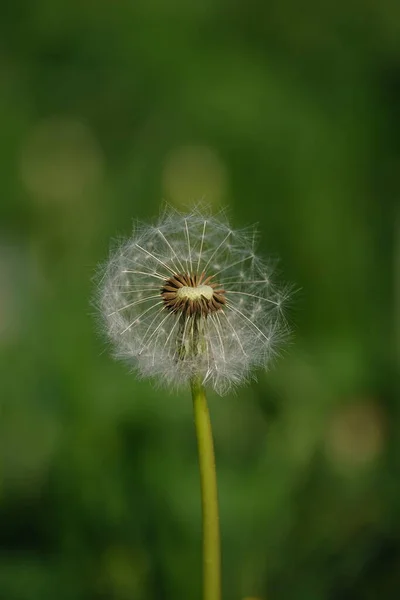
[19,116,103,204]
[162,144,228,207]
[325,400,386,471]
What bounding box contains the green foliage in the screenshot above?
[0,1,398,598]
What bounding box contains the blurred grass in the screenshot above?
[0,1,399,599]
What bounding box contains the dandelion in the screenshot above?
[98,207,289,395]
[96,207,291,600]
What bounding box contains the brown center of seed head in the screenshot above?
[161,271,226,316]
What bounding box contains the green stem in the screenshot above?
[191,377,221,600]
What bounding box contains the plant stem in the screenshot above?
[191,377,221,600]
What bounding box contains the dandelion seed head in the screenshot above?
[97,207,291,395]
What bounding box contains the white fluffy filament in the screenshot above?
[97,208,290,394]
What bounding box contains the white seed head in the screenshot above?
[96,207,291,395]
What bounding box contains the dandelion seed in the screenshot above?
[97,207,290,394]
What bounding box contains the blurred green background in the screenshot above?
[0,1,399,599]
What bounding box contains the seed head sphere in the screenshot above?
[98,208,290,394]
